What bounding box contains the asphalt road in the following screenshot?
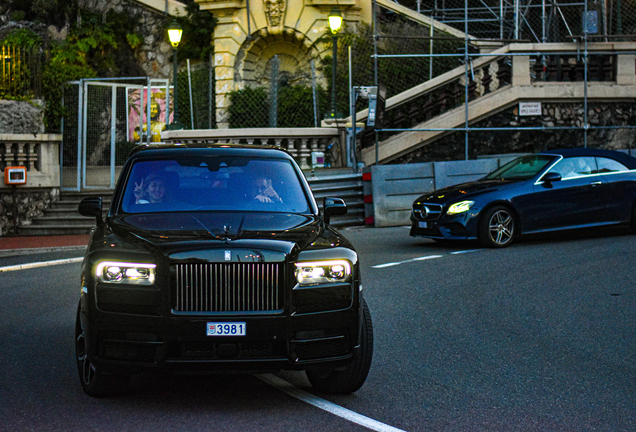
[1,226,635,431]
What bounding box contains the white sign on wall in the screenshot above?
[519,102,542,116]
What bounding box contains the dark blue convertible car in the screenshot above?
[410,148,636,247]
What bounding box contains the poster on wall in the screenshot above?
[127,87,173,143]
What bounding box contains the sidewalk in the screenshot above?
[0,235,90,257]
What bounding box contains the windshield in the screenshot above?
[120,156,311,214]
[483,155,555,181]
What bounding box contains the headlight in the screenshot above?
[446,200,475,215]
[95,261,156,285]
[295,260,352,285]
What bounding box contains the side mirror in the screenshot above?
[79,197,104,227]
[323,197,347,225]
[541,172,562,186]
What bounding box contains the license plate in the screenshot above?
[418,221,430,229]
[206,322,246,336]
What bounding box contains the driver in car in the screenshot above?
[251,176,282,203]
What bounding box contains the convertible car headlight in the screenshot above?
[295,260,352,285]
[446,200,475,215]
[95,261,156,285]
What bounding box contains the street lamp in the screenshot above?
[328,8,342,119]
[167,21,183,130]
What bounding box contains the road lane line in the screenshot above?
[372,262,402,268]
[372,254,442,268]
[0,257,83,273]
[450,249,480,255]
[257,374,406,432]
[410,255,443,261]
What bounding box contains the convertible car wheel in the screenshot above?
[478,206,515,248]
[306,300,373,394]
[75,303,130,397]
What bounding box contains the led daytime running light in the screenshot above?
[96,261,156,285]
[295,260,351,285]
[447,200,475,215]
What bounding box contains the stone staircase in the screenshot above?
[19,190,112,236]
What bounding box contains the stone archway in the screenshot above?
[234,28,326,89]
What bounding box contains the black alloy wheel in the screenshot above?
[75,302,130,397]
[306,299,374,394]
[478,205,516,248]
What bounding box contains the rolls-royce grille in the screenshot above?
[173,263,283,313]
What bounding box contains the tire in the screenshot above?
[478,205,516,248]
[75,302,130,397]
[306,299,373,394]
[630,204,636,232]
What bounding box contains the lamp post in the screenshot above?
[167,21,183,130]
[328,8,342,119]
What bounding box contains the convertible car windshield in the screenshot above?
[121,156,311,214]
[483,154,555,181]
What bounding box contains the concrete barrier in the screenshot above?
[363,155,519,227]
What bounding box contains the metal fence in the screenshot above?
[359,0,636,165]
[174,56,216,130]
[62,78,171,190]
[224,56,331,129]
[410,0,636,43]
[0,44,43,99]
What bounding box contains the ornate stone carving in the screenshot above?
[264,0,286,27]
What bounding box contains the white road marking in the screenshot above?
[0,257,83,273]
[257,374,406,432]
[372,250,480,269]
[410,255,443,261]
[372,262,403,269]
[372,255,442,268]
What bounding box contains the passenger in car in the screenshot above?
[134,174,168,204]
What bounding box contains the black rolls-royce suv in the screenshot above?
[76,143,372,397]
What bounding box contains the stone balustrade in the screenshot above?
[0,134,61,189]
[161,127,344,169]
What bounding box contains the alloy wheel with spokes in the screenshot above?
[75,302,130,397]
[478,205,515,248]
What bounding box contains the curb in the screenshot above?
[0,245,87,258]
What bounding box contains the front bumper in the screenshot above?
[80,293,361,375]
[409,209,479,240]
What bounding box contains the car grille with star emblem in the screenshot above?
[172,263,284,313]
[413,203,443,220]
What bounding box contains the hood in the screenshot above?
[417,179,515,203]
[106,211,323,256]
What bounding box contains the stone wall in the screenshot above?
[0,189,57,236]
[0,100,45,134]
[391,102,636,164]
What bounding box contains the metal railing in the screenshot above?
[0,45,43,99]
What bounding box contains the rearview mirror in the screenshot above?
[541,172,562,186]
[323,197,347,225]
[79,197,104,227]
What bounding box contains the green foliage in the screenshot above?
[169,2,216,61]
[227,85,329,129]
[42,41,96,131]
[11,11,26,21]
[278,85,329,128]
[126,33,143,50]
[227,87,269,128]
[1,28,42,47]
